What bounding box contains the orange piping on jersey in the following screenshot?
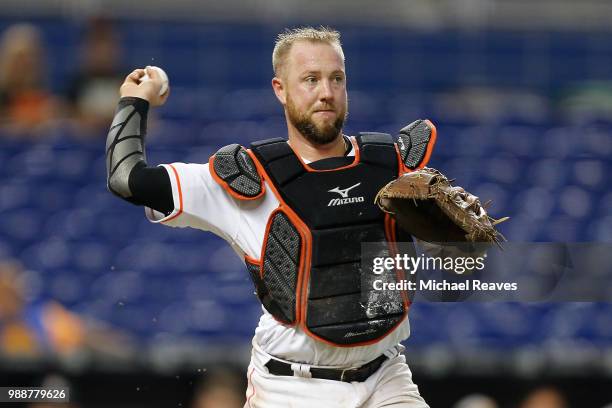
[209,155,266,201]
[246,148,313,327]
[244,254,261,282]
[244,254,260,268]
[162,164,184,223]
[287,136,361,173]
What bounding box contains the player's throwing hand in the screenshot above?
[119,67,169,107]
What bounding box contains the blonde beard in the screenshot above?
[286,96,346,145]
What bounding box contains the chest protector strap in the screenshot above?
[246,134,411,347]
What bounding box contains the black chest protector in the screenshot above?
[238,133,410,346]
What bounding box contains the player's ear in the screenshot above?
[272,76,286,105]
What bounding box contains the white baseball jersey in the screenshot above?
[146,144,411,367]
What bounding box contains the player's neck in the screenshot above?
[287,128,346,163]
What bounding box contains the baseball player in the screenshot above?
[106,27,435,407]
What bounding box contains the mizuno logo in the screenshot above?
[327,182,364,207]
[328,182,361,198]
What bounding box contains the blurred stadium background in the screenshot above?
[0,1,611,407]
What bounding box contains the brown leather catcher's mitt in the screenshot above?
[375,168,508,245]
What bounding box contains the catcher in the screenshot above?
[105,26,504,408]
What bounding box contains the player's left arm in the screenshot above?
[392,120,492,264]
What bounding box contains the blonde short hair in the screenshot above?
[272,26,343,77]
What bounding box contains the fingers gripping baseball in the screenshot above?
[119,66,170,107]
[119,69,145,95]
[128,69,146,83]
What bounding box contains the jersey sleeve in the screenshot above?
[145,162,241,244]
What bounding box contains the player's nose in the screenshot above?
[319,79,334,102]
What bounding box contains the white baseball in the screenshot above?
[140,66,169,96]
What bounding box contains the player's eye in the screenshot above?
[305,76,317,84]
